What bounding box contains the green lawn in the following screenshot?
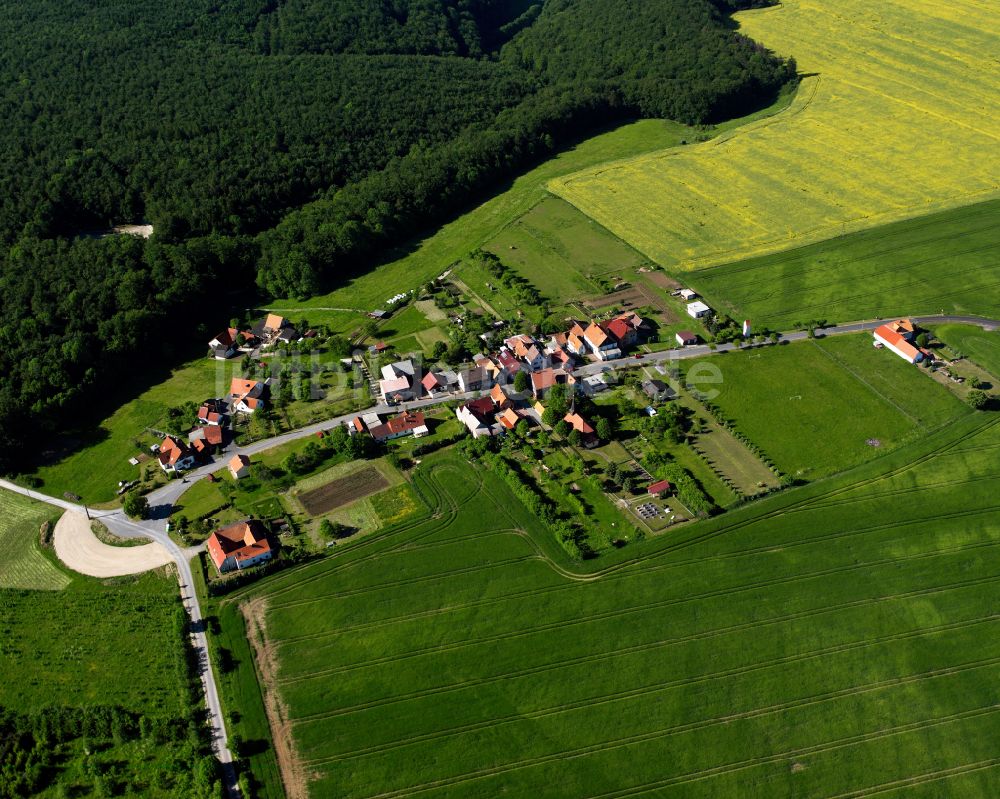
[691,199,1000,330]
[0,490,70,590]
[226,416,1000,797]
[483,196,650,304]
[934,325,1000,379]
[695,334,968,479]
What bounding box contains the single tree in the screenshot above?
[122,491,149,520]
[621,476,635,494]
[513,370,531,393]
[567,429,582,447]
[595,417,613,441]
[969,376,982,389]
[555,420,571,439]
[967,389,990,410]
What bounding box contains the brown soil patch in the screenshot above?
[298,467,389,515]
[583,280,678,325]
[646,271,682,291]
[241,598,313,799]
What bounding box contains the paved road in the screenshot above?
[574,314,1000,377]
[3,311,998,796]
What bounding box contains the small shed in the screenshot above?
[675,330,698,347]
[648,480,673,497]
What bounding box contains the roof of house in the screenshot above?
[584,323,608,347]
[206,520,271,569]
[887,319,915,334]
[551,332,568,347]
[532,368,557,392]
[264,313,287,331]
[648,480,672,495]
[874,324,921,360]
[687,301,711,314]
[230,378,261,399]
[604,318,631,343]
[379,376,411,395]
[158,436,190,466]
[523,345,543,363]
[238,396,262,410]
[569,322,587,338]
[460,396,495,424]
[211,327,238,347]
[533,401,546,415]
[676,330,698,342]
[498,408,521,429]
[229,454,251,472]
[490,383,510,406]
[422,372,443,392]
[617,311,649,329]
[385,411,425,436]
[460,365,489,385]
[496,350,521,372]
[643,379,668,394]
[568,333,586,352]
[563,412,595,437]
[204,426,224,445]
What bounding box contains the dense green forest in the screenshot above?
[0,0,795,472]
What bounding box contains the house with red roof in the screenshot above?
[648,480,673,497]
[206,520,273,573]
[563,412,598,448]
[230,378,266,414]
[158,436,196,473]
[873,320,923,364]
[208,328,239,360]
[456,396,501,438]
[604,317,636,348]
[368,411,429,442]
[228,454,252,479]
[584,323,622,361]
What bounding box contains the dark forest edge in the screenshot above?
[0,0,796,475]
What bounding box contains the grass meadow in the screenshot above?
[691,200,1000,330]
[551,0,1000,272]
[226,414,1000,797]
[934,325,1000,378]
[702,334,967,479]
[0,491,70,590]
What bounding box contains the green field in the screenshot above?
[227,415,1000,797]
[483,196,650,304]
[701,335,967,479]
[690,200,1000,330]
[934,325,1000,378]
[0,561,221,796]
[551,0,1000,272]
[0,491,70,590]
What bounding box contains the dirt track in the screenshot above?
[54,511,172,577]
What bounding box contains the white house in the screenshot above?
[686,301,712,319]
[583,323,622,361]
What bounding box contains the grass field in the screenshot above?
[702,335,967,479]
[0,491,70,590]
[482,196,651,303]
[551,0,1000,272]
[690,200,1000,330]
[934,325,1000,378]
[227,413,1000,797]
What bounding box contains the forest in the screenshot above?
[0,0,796,472]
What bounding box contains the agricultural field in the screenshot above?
[298,467,389,516]
[551,0,1000,272]
[934,325,1000,379]
[228,416,1000,797]
[702,334,968,479]
[483,196,651,304]
[0,491,70,590]
[691,200,1000,331]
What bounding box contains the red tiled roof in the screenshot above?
[605,318,631,342]
[564,412,595,437]
[206,520,271,570]
[422,372,442,392]
[648,480,672,495]
[874,324,920,360]
[229,454,250,473]
[204,426,223,445]
[584,323,608,347]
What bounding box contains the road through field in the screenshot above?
[53,510,172,577]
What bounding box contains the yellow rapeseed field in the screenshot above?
[549,0,1000,270]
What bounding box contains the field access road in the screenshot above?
[573,313,1000,377]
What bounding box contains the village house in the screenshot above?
[252,313,300,346]
[230,378,266,414]
[421,371,446,396]
[197,398,226,426]
[456,396,502,438]
[188,424,224,453]
[158,435,197,473]
[581,373,611,394]
[368,411,429,442]
[206,519,273,573]
[642,379,673,402]
[584,323,622,361]
[497,407,523,431]
[494,349,522,379]
[648,479,673,497]
[490,383,514,409]
[458,365,492,393]
[675,330,699,347]
[605,317,637,349]
[208,328,240,360]
[531,367,573,399]
[228,454,252,479]
[563,411,599,448]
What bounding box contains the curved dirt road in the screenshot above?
[54,511,173,578]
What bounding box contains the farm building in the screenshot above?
[648,480,673,497]
[228,454,251,479]
[207,520,272,573]
[686,301,712,319]
[675,330,698,346]
[873,320,924,364]
[679,289,698,301]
